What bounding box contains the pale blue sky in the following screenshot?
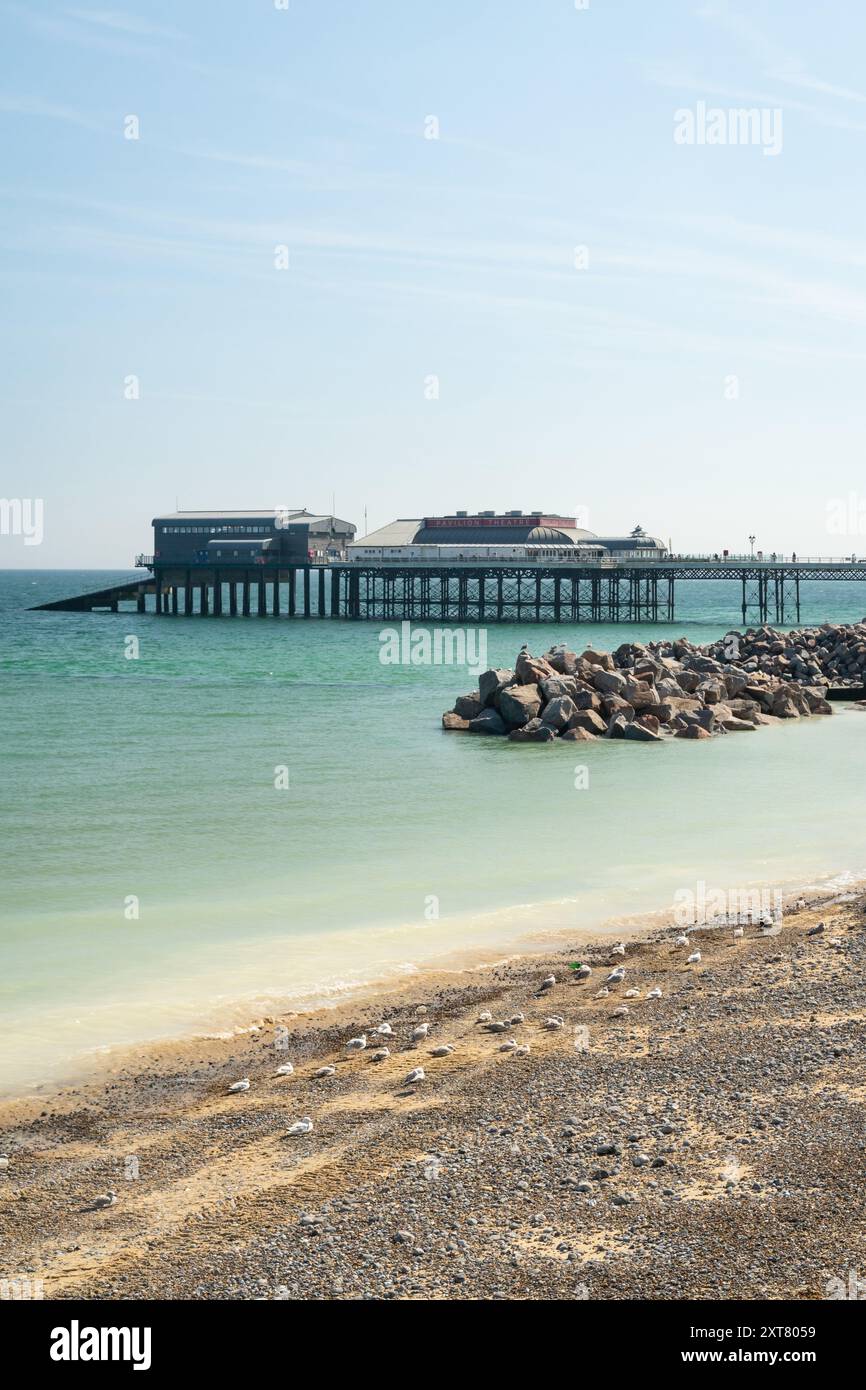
[2,0,866,566]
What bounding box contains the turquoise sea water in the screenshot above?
[2,569,866,1095]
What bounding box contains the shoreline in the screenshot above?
[3,866,864,1105]
[1,882,865,1299]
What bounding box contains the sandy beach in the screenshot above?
[1,890,864,1302]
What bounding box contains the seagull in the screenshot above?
[274,1063,295,1076]
[486,1021,508,1033]
[544,1016,564,1031]
[675,934,689,947]
[795,898,806,910]
[429,1044,454,1057]
[687,950,702,964]
[594,987,609,999]
[572,964,592,980]
[227,1078,250,1094]
[624,988,641,999]
[0,1155,9,1170]
[314,1066,336,1078]
[500,1039,518,1052]
[647,987,662,999]
[78,1189,117,1212]
[612,1005,629,1018]
[403,1067,426,1085]
[509,1012,525,1024]
[610,943,626,958]
[374,1022,393,1036]
[477,1010,492,1023]
[606,967,625,985]
[286,1117,314,1136]
[370,1048,390,1061]
[807,922,825,936]
[411,1023,431,1042]
[514,1044,531,1056]
[344,1034,367,1052]
[539,974,556,991]
[733,926,744,939]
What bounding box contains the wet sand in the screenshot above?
[1,893,864,1301]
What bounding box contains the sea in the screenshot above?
[2,568,866,1095]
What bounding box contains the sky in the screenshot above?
[2,0,866,567]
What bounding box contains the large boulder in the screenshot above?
[478,668,514,707]
[571,708,607,736]
[515,651,556,685]
[601,694,636,721]
[508,717,555,743]
[771,691,800,719]
[545,647,578,675]
[604,713,631,739]
[623,719,661,742]
[541,695,577,731]
[540,675,578,701]
[442,712,470,731]
[560,726,598,741]
[468,708,507,735]
[593,669,628,696]
[720,717,756,732]
[571,683,602,711]
[453,692,483,720]
[622,679,659,710]
[498,683,542,728]
[676,670,702,694]
[579,648,614,671]
[675,724,711,739]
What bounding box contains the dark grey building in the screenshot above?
[151,509,355,565]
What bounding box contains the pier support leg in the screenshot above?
[303,567,311,617]
[330,567,339,617]
[289,568,296,616]
[155,579,163,615]
[200,584,209,616]
[213,572,222,616]
[257,575,266,616]
[242,576,250,616]
[229,581,237,616]
[318,567,326,617]
[171,586,178,615]
[272,574,280,616]
[185,571,192,615]
[137,591,146,613]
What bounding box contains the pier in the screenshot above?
[32,556,866,624]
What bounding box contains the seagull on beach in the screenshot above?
[411,1023,431,1043]
[486,1021,508,1033]
[514,1044,531,1056]
[500,1039,518,1052]
[606,967,625,985]
[594,987,609,999]
[544,1016,564,1031]
[687,950,702,964]
[572,964,592,980]
[624,988,641,999]
[429,1044,454,1057]
[647,987,662,999]
[403,1067,426,1085]
[274,1063,295,1076]
[539,974,556,991]
[373,1022,393,1036]
[610,943,626,958]
[78,1190,116,1212]
[509,1012,525,1024]
[477,1010,492,1023]
[286,1117,314,1136]
[345,1034,367,1053]
[227,1078,250,1094]
[612,1005,629,1018]
[314,1066,336,1078]
[675,934,689,947]
[370,1048,390,1061]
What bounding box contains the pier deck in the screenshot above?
[31,558,866,624]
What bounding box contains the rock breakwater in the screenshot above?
[440,623,863,744]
